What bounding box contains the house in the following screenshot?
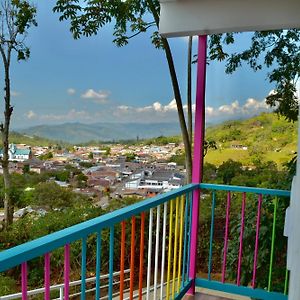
[0,144,31,162]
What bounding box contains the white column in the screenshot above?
[287,80,300,300]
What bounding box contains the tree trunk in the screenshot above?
[187,36,193,145]
[162,38,192,183]
[146,0,193,183]
[1,51,13,229]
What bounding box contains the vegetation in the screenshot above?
[9,132,68,148]
[169,113,297,167]
[0,0,37,229]
[208,30,300,122]
[205,113,297,166]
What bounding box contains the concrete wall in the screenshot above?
[159,0,300,37]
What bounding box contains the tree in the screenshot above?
[53,0,193,183]
[88,152,94,160]
[38,152,53,160]
[208,30,300,122]
[217,159,242,184]
[0,0,37,229]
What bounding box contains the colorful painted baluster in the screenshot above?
[252,194,263,289]
[81,238,87,300]
[21,262,28,300]
[181,194,189,287]
[95,230,102,300]
[177,196,185,293]
[120,222,126,300]
[172,197,180,299]
[160,202,168,300]
[222,192,231,283]
[44,253,50,300]
[130,216,136,300]
[109,226,114,299]
[284,269,289,295]
[146,208,153,300]
[153,205,161,299]
[64,244,70,300]
[139,213,145,300]
[268,197,278,291]
[166,200,174,300]
[187,192,193,279]
[237,192,246,286]
[208,191,216,281]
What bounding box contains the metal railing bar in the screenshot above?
[0,184,197,272]
[0,270,131,300]
[199,183,290,197]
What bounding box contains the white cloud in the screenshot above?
[81,89,110,103]
[41,109,93,122]
[115,97,272,123]
[67,88,76,95]
[22,96,274,125]
[25,110,37,119]
[11,91,21,97]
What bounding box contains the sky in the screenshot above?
[1,1,276,129]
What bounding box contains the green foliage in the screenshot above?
[53,0,161,47]
[203,162,217,182]
[169,152,185,166]
[208,30,300,121]
[217,159,243,184]
[38,152,53,160]
[76,173,88,188]
[0,205,105,289]
[205,113,298,166]
[9,132,70,147]
[88,152,93,159]
[79,161,93,168]
[53,170,70,182]
[125,152,136,162]
[226,198,288,292]
[144,135,181,146]
[198,161,291,291]
[0,0,38,61]
[0,275,17,295]
[29,182,89,209]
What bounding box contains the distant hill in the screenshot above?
[205,113,297,166]
[18,122,180,144]
[8,132,68,147]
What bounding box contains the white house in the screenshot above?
[0,144,31,162]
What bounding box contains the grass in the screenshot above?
[205,149,251,166]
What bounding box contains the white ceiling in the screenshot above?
[159,0,300,37]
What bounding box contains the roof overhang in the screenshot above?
[159,0,300,37]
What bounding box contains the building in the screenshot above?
[0,144,31,162]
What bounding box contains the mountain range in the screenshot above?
[18,122,181,144]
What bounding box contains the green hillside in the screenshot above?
[8,132,69,147]
[205,113,297,167]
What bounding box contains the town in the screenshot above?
[1,141,186,213]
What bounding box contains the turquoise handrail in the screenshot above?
[199,183,291,197]
[0,183,198,272]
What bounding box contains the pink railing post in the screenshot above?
[188,35,207,295]
[44,253,51,300]
[64,244,70,300]
[252,194,263,288]
[21,262,28,300]
[222,192,231,283]
[237,193,246,286]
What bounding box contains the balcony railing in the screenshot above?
[0,183,290,300]
[197,183,290,300]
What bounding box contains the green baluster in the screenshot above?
[268,197,278,292]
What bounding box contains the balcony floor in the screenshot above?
[183,289,250,300]
[184,294,234,300]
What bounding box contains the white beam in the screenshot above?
[159,0,300,37]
